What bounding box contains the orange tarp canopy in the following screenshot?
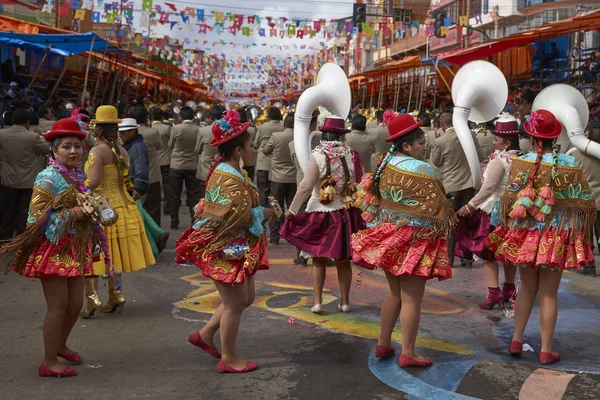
[350,56,422,79]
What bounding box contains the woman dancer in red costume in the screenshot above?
[175,110,275,373]
[352,114,455,367]
[486,110,596,364]
[0,119,109,377]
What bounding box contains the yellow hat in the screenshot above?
[91,105,122,125]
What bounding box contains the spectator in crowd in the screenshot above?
[254,107,283,205]
[151,107,173,216]
[0,109,49,240]
[38,106,54,134]
[345,114,375,173]
[262,112,297,245]
[169,106,201,229]
[131,106,163,226]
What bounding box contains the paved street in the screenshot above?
[1,221,600,400]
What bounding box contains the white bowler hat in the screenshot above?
[118,118,139,131]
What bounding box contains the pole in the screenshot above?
[45,60,68,104]
[92,42,110,109]
[24,47,50,98]
[407,69,414,111]
[55,0,59,28]
[81,34,96,107]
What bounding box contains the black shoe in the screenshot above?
[293,257,308,267]
[460,258,473,268]
[156,232,170,254]
[170,222,179,230]
[269,239,279,245]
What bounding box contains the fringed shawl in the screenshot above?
[193,167,260,254]
[355,163,456,239]
[2,171,100,274]
[498,157,597,241]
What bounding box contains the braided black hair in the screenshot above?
[206,131,251,182]
[372,127,425,197]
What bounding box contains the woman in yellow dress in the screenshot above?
[80,106,155,317]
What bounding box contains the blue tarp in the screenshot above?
[420,57,453,67]
[0,31,121,57]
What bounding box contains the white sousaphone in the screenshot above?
[452,60,508,189]
[532,84,599,158]
[294,63,351,172]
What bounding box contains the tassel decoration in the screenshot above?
[319,176,337,205]
[509,204,526,220]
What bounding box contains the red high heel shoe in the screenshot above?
[57,352,83,365]
[375,345,396,359]
[540,352,561,365]
[479,287,505,310]
[509,341,522,357]
[188,331,222,359]
[38,363,78,378]
[502,283,516,302]
[398,354,433,367]
[217,360,259,373]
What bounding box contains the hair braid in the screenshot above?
[206,154,225,183]
[530,138,544,184]
[340,155,351,192]
[95,124,128,172]
[372,143,398,197]
[551,139,559,180]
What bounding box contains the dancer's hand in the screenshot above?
[263,207,276,221]
[457,204,472,217]
[284,210,294,220]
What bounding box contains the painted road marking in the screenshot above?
[519,369,576,400]
[368,353,479,400]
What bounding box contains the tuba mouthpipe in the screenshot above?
[453,106,483,190]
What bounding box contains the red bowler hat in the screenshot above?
[318,116,350,134]
[385,114,423,142]
[523,110,562,139]
[210,110,250,146]
[44,118,87,142]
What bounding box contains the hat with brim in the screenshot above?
[118,118,139,132]
[523,110,562,139]
[91,105,122,125]
[210,110,250,146]
[318,117,350,134]
[386,114,423,142]
[492,116,520,136]
[44,118,87,142]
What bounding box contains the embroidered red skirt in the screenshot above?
[485,226,594,270]
[279,207,366,261]
[17,236,92,279]
[455,210,496,262]
[351,223,452,280]
[175,227,269,285]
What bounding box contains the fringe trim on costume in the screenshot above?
[1,196,99,275]
[499,199,597,243]
[354,173,380,222]
[374,206,455,240]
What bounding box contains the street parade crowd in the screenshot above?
[1,66,600,376]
